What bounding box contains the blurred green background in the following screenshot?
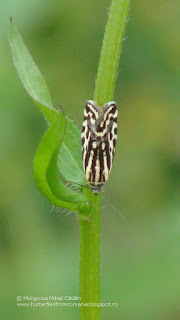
[0,0,180,319]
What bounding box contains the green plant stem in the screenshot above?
[94,0,131,106]
[79,189,101,320]
[79,0,131,319]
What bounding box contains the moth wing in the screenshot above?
[102,102,118,178]
[81,101,99,175]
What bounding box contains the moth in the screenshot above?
[81,100,118,195]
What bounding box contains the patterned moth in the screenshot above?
[81,100,118,195]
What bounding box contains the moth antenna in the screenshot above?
[101,204,107,209]
[66,180,91,190]
[102,194,125,221]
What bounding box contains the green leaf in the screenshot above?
[34,111,90,212]
[9,17,57,124]
[9,19,90,213]
[9,18,85,185]
[58,119,86,186]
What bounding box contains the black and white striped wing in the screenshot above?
[81,100,118,194]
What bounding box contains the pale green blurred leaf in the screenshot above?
[9,18,57,124]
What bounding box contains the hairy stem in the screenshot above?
[79,0,131,319]
[79,189,101,319]
[94,0,131,106]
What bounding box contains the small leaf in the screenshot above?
[9,18,57,124]
[34,111,90,212]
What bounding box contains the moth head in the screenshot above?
[89,183,104,196]
[91,188,100,196]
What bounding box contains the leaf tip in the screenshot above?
[10,17,13,24]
